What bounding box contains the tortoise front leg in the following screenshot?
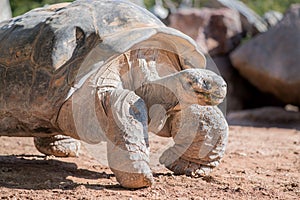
[159,105,228,177]
[98,89,153,188]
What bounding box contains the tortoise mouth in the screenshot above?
[211,93,225,100]
[210,93,226,105]
[194,89,224,99]
[194,91,225,105]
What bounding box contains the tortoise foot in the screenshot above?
[34,135,80,157]
[112,169,154,188]
[159,149,214,177]
[159,105,228,178]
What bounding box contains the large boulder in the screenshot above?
[207,56,284,112]
[230,4,300,106]
[169,7,242,56]
[208,56,248,111]
[0,0,12,22]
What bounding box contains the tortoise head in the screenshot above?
[179,68,227,106]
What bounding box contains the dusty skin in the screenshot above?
[0,126,299,199]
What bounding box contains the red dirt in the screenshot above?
[0,126,299,199]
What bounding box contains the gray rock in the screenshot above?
[208,56,245,111]
[208,56,284,112]
[0,0,12,22]
[150,0,169,20]
[263,10,283,27]
[230,4,300,106]
[169,7,242,56]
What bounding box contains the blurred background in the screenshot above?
[1,0,300,129]
[2,0,299,17]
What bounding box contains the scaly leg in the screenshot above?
[99,89,153,188]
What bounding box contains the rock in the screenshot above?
[169,7,242,56]
[205,0,268,36]
[207,56,284,113]
[227,107,300,130]
[0,0,12,22]
[230,4,300,106]
[150,0,169,21]
[208,56,246,111]
[263,10,283,27]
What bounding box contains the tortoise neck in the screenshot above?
[135,78,180,111]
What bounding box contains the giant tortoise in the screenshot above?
[0,0,228,188]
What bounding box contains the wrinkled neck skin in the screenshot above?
[135,79,180,112]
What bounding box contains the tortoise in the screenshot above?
[0,0,228,188]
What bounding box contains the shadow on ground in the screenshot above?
[0,155,118,190]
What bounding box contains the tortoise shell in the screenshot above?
[0,0,205,135]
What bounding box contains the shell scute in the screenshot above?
[4,63,33,110]
[30,68,52,107]
[0,65,6,109]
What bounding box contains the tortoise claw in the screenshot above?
[160,151,213,177]
[112,169,154,188]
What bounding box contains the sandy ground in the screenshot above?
[0,126,299,199]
